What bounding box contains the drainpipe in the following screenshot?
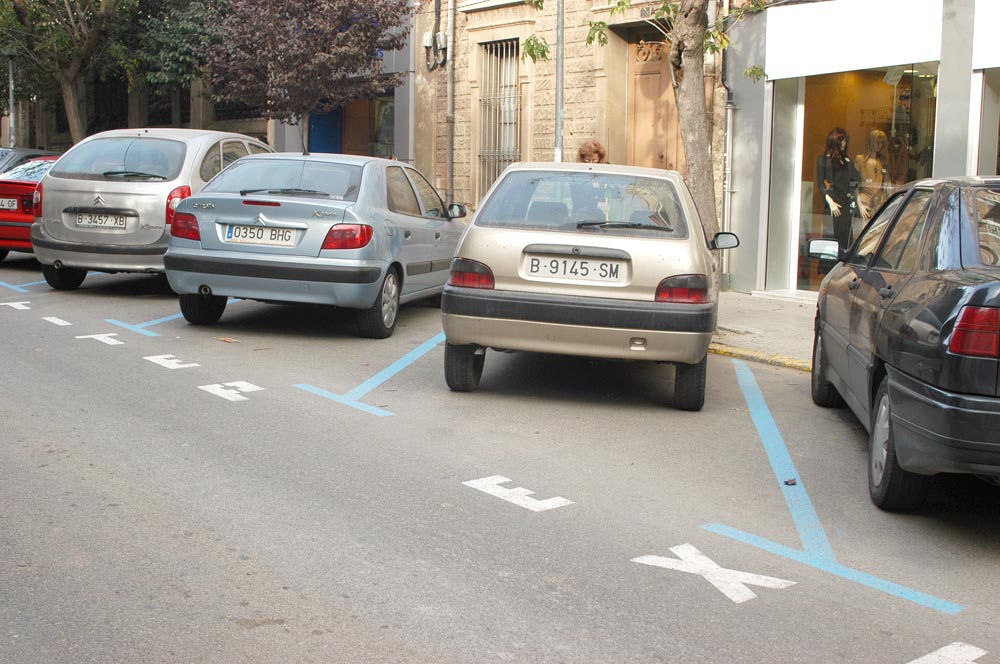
[447,0,456,203]
[720,0,734,287]
[554,0,564,162]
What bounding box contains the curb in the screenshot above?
[709,342,811,372]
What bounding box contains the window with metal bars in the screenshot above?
[478,40,521,197]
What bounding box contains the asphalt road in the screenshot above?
[2,252,999,664]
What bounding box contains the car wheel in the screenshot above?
[42,264,87,291]
[811,325,843,407]
[674,356,707,411]
[444,343,484,392]
[0,249,8,262]
[356,268,400,339]
[868,377,931,511]
[178,293,227,325]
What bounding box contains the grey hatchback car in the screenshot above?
[32,128,271,290]
[164,153,466,338]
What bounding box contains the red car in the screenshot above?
[0,156,59,262]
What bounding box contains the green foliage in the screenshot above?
[522,34,551,63]
[744,65,766,83]
[586,21,609,48]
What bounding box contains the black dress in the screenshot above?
[816,154,861,247]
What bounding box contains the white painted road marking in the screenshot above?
[1,301,31,310]
[198,381,264,402]
[43,317,72,326]
[463,475,574,512]
[144,354,200,370]
[632,543,796,604]
[74,333,124,346]
[907,643,988,664]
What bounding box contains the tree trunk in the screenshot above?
[671,0,719,240]
[57,75,86,144]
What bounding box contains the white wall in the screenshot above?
[973,0,1000,69]
[765,0,943,80]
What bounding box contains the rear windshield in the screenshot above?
[0,159,53,182]
[50,137,186,181]
[201,158,363,202]
[971,188,1000,266]
[475,170,688,238]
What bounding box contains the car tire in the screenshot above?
[356,268,400,339]
[0,249,8,262]
[179,293,227,325]
[674,356,707,411]
[42,264,87,291]
[811,325,843,407]
[444,343,484,392]
[868,377,931,511]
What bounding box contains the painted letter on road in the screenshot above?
[463,475,574,512]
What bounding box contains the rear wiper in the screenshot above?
[239,187,328,197]
[103,170,166,179]
[576,221,674,231]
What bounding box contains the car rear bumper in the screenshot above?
[164,250,386,309]
[889,366,1000,476]
[31,223,166,272]
[441,286,715,363]
[0,220,33,250]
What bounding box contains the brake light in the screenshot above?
[165,185,192,225]
[447,258,495,289]
[170,212,201,241]
[655,275,709,303]
[20,194,34,216]
[243,200,281,207]
[32,183,42,218]
[322,224,373,250]
[949,306,1000,357]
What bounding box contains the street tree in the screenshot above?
[524,0,766,238]
[204,0,414,151]
[1,0,138,143]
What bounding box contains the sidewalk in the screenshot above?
[711,290,816,372]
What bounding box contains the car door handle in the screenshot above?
[878,286,893,299]
[404,230,412,239]
[434,232,441,239]
[848,278,860,291]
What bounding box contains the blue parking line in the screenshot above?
[106,313,184,337]
[705,359,963,615]
[0,279,47,293]
[294,331,446,416]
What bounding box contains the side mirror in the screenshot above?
[807,238,841,261]
[447,203,467,220]
[710,231,739,250]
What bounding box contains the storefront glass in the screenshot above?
[796,63,938,290]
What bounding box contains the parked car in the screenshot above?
[31,128,272,290]
[164,153,467,338]
[0,147,59,174]
[440,162,739,410]
[809,176,1000,511]
[0,156,59,262]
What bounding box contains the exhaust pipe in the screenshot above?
[199,285,212,296]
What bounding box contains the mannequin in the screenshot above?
[816,128,862,247]
[854,129,889,220]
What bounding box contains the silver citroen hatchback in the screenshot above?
[31,128,271,290]
[441,162,739,410]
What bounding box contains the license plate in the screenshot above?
[225,224,297,247]
[0,198,18,211]
[525,255,625,283]
[76,213,127,228]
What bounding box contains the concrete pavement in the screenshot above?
[711,290,817,372]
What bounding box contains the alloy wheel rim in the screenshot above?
[381,273,399,328]
[871,396,890,486]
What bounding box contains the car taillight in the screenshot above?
[170,212,201,241]
[447,258,495,289]
[32,184,42,218]
[20,194,34,216]
[321,224,373,250]
[949,306,1000,357]
[166,185,192,225]
[655,275,709,303]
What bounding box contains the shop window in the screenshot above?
[795,63,938,290]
